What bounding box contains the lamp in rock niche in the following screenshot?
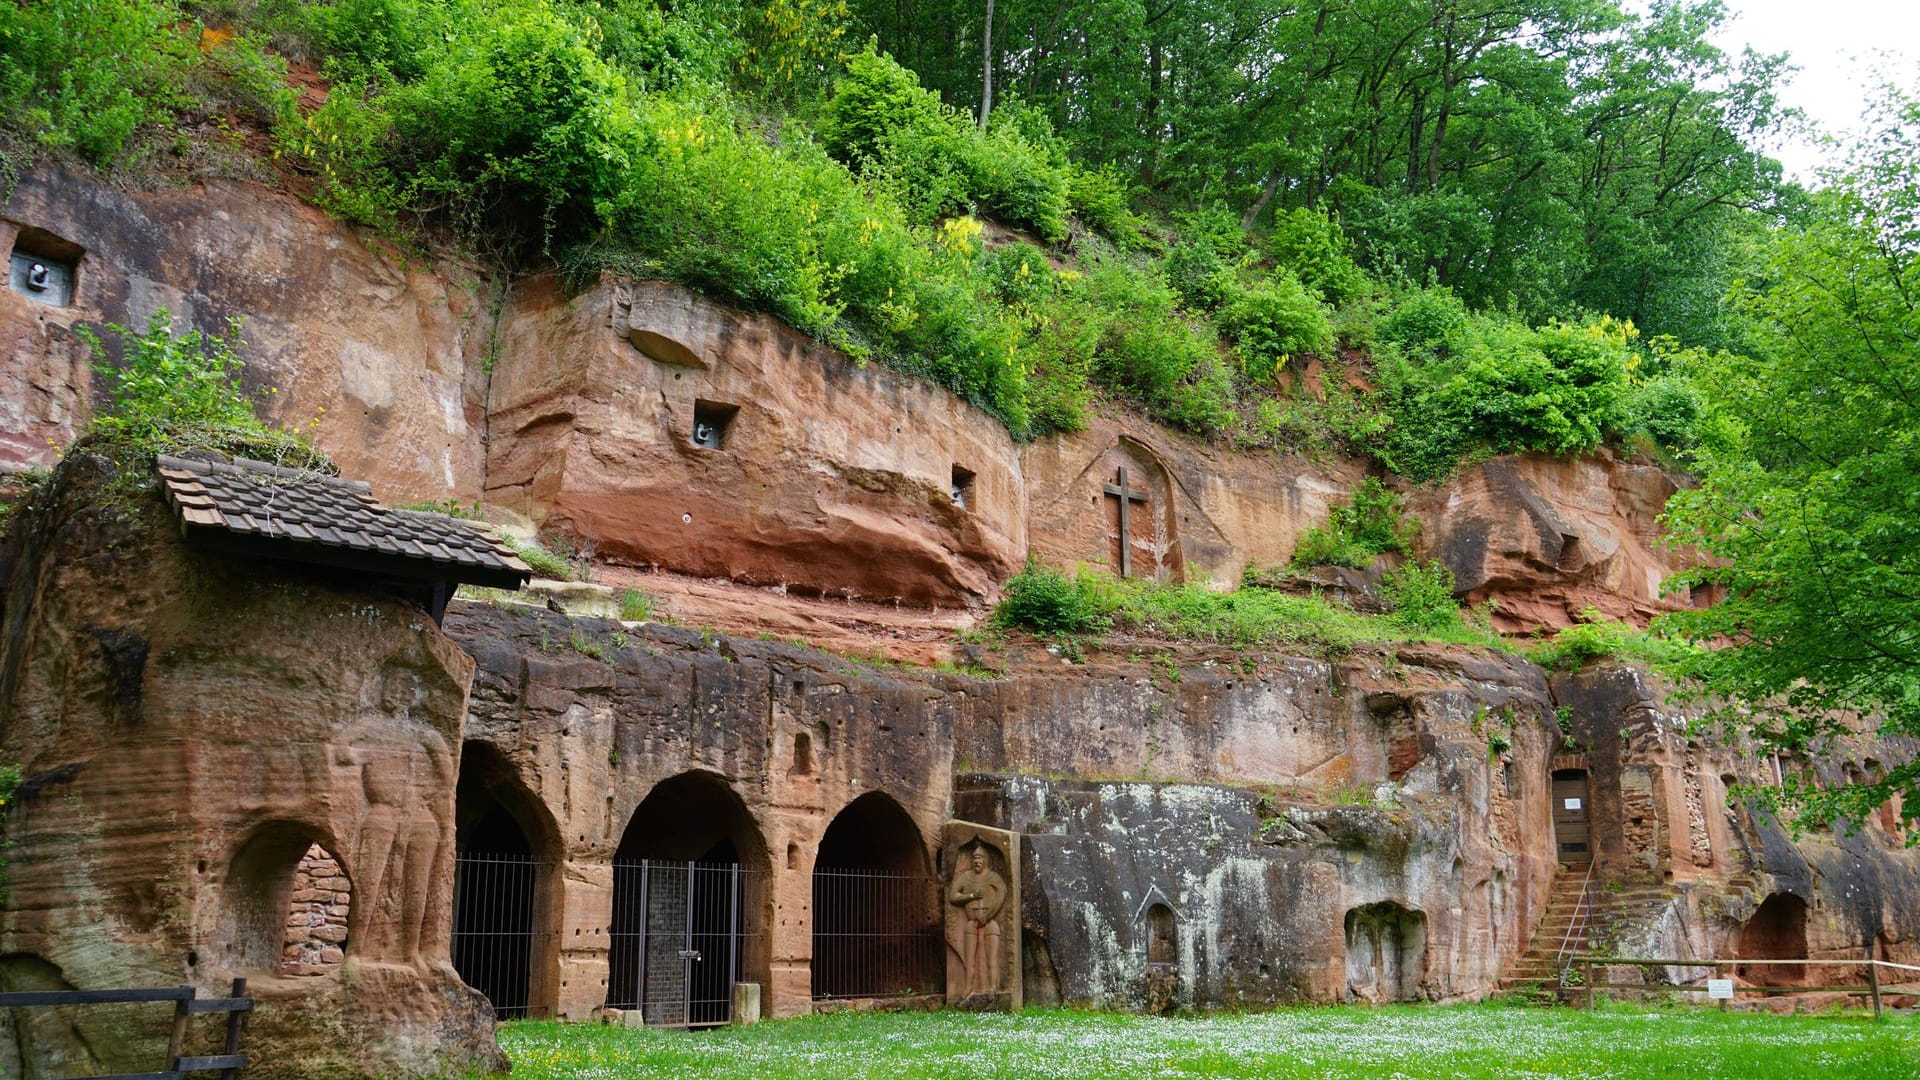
[691,399,738,450]
[8,244,77,307]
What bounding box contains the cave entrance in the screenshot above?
[452,742,560,1019]
[1343,901,1428,1003]
[811,792,941,1000]
[1736,892,1809,987]
[608,772,770,1028]
[1551,768,1592,866]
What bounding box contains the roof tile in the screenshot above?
[154,454,531,587]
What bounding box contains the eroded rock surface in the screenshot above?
[0,455,501,1080]
[0,167,497,500]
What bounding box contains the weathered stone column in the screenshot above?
[554,857,614,1020]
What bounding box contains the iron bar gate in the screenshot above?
[810,869,943,1000]
[451,852,555,1020]
[607,859,766,1027]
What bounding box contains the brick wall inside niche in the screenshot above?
[281,842,351,976]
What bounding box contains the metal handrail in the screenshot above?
[1555,862,1596,985]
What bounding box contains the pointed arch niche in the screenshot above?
[1095,439,1182,583]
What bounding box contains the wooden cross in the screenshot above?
[1103,466,1151,578]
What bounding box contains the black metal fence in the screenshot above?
[810,869,942,1000]
[452,852,554,1020]
[607,859,766,1027]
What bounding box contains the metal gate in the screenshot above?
[810,869,943,1000]
[452,852,555,1020]
[608,860,765,1027]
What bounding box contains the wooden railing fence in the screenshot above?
[1575,957,1920,1018]
[0,977,252,1078]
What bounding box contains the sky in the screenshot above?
[1713,0,1920,179]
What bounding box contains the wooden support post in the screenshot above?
[1583,959,1594,1010]
[1869,961,1883,1020]
[222,977,249,1079]
[167,985,196,1070]
[1718,961,1729,1012]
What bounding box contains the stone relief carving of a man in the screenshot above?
[947,844,1007,997]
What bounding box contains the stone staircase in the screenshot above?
[1498,868,1681,1001]
[1498,867,1599,998]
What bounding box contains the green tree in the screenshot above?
[1661,87,1920,833]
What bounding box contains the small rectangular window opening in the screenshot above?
[7,226,83,308]
[691,399,738,450]
[950,465,976,509]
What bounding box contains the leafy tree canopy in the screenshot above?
[1661,86,1920,834]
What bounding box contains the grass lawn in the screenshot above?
[492,1003,1920,1078]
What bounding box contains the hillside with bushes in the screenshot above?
[4,0,1915,823]
[2,0,1767,477]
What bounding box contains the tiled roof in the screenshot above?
[155,454,530,588]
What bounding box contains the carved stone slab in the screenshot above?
[942,821,1022,1011]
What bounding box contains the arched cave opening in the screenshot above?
[1736,892,1810,987]
[217,823,351,979]
[1146,903,1177,966]
[1343,901,1428,1003]
[608,771,770,1027]
[452,741,559,1019]
[811,791,940,1000]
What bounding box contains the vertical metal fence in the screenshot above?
[607,860,766,1027]
[810,869,942,1000]
[452,852,552,1020]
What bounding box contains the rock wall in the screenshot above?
[0,167,497,501]
[1552,666,1920,975]
[441,601,1567,1017]
[0,454,501,1080]
[485,275,1025,607]
[1406,452,1699,632]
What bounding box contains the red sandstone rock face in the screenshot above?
[1023,410,1366,589]
[1405,451,1701,632]
[0,166,497,501]
[485,276,1025,608]
[0,455,502,1079]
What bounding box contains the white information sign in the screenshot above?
[1563,797,1582,810]
[1707,978,1735,1000]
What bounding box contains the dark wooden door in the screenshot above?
[1551,771,1592,865]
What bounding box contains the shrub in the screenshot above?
[1382,560,1462,634]
[509,537,574,579]
[1292,477,1416,568]
[1377,316,1634,481]
[618,587,656,621]
[992,562,1112,636]
[1264,206,1371,307]
[823,49,1070,240]
[1067,164,1143,246]
[1076,260,1236,435]
[1219,271,1333,381]
[818,45,943,166]
[1621,373,1704,452]
[78,310,322,466]
[0,0,289,168]
[1379,286,1469,356]
[1530,610,1698,673]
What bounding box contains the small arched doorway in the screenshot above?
[811,792,941,1000]
[608,772,770,1027]
[216,823,353,979]
[1737,893,1809,986]
[1551,768,1592,865]
[452,742,559,1019]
